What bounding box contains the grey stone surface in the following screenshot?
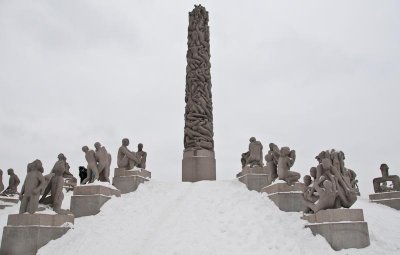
[113,176,148,194]
[306,222,370,250]
[7,213,74,226]
[241,137,263,168]
[369,191,400,210]
[73,185,121,197]
[0,226,71,255]
[114,168,151,179]
[70,194,111,218]
[182,149,216,182]
[238,174,270,192]
[0,196,19,204]
[20,160,45,214]
[302,208,364,223]
[372,163,400,193]
[262,182,306,212]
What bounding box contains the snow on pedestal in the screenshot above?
[70,181,121,218]
[261,181,306,212]
[0,213,73,255]
[302,209,370,250]
[112,167,151,194]
[369,191,400,210]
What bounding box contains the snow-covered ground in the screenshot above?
[30,180,400,255]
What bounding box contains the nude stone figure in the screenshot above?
[0,169,4,193]
[265,143,280,183]
[136,143,147,169]
[82,146,99,183]
[40,154,67,213]
[19,160,45,214]
[94,142,111,182]
[241,137,263,168]
[117,138,140,170]
[2,169,20,196]
[304,176,337,213]
[373,164,400,193]
[275,146,300,185]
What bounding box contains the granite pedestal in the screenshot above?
[261,182,306,212]
[0,196,19,209]
[302,209,370,250]
[70,184,121,218]
[182,149,216,182]
[237,166,270,192]
[112,168,151,194]
[369,191,400,210]
[0,213,74,255]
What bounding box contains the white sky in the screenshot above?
[0,0,399,196]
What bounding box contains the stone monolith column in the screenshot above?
[182,5,216,182]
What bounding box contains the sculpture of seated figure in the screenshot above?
[94,142,112,182]
[117,138,140,170]
[274,145,300,185]
[373,164,400,193]
[304,176,337,213]
[241,137,263,168]
[1,168,20,196]
[136,143,147,169]
[19,160,45,214]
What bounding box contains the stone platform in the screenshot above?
[369,191,400,210]
[0,213,74,255]
[261,182,306,212]
[182,149,216,182]
[0,195,19,209]
[113,168,151,194]
[302,209,370,250]
[237,166,270,192]
[70,184,121,218]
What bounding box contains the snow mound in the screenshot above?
[37,180,400,255]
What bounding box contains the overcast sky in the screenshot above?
[0,0,399,196]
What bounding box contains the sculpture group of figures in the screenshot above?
[0,168,20,196]
[372,163,400,193]
[302,150,359,213]
[184,5,214,152]
[241,138,362,213]
[241,137,301,185]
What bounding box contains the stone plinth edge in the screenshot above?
[369,191,400,210]
[7,213,74,227]
[73,184,121,197]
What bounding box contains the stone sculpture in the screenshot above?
[182,5,216,182]
[136,143,147,169]
[39,154,67,213]
[303,150,358,213]
[19,160,45,214]
[94,142,112,182]
[265,143,279,183]
[241,137,263,168]
[117,138,140,170]
[269,143,300,185]
[82,146,99,183]
[1,168,20,196]
[0,169,4,193]
[373,164,400,193]
[79,166,87,184]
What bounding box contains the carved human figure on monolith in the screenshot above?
[39,154,67,213]
[2,169,20,196]
[117,138,140,170]
[82,146,99,183]
[0,169,4,193]
[273,145,300,185]
[241,137,263,168]
[94,142,111,182]
[136,143,147,169]
[373,164,400,193]
[19,160,45,214]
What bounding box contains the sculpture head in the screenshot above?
[138,143,143,151]
[380,163,389,177]
[303,175,312,187]
[310,167,317,179]
[58,153,66,161]
[122,138,129,146]
[94,142,101,150]
[33,159,44,173]
[82,146,89,153]
[315,151,326,163]
[7,168,14,175]
[280,147,291,156]
[321,158,332,170]
[249,137,256,143]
